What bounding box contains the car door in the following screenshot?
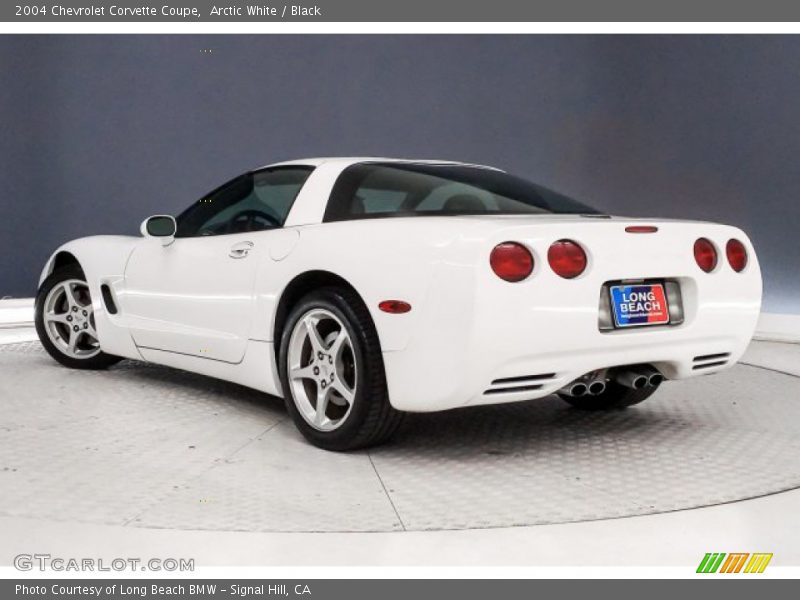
[121,166,314,364]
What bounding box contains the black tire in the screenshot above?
[559,380,659,411]
[35,264,122,370]
[278,286,404,451]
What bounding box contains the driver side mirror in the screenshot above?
[140,215,177,246]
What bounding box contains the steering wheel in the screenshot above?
[225,209,280,233]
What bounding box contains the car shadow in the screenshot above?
[107,358,287,418]
[379,395,681,457]
[107,358,679,456]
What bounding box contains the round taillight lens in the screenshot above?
[547,239,587,279]
[693,238,718,273]
[490,242,534,282]
[726,239,748,272]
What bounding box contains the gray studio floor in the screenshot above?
[1,303,799,566]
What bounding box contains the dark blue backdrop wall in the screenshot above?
[1,35,798,313]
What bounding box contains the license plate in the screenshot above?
[610,283,670,328]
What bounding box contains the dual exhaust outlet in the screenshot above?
[616,367,664,391]
[563,378,607,398]
[561,366,663,398]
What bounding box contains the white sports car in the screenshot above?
[35,157,762,450]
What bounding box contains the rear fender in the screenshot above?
[252,220,484,355]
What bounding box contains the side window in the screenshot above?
[175,166,314,238]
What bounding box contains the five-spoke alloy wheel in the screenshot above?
[279,287,403,451]
[42,278,100,359]
[287,308,358,432]
[35,265,121,369]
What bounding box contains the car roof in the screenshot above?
[256,157,505,172]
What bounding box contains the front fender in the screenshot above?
[39,235,143,360]
[39,236,139,287]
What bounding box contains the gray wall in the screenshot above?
[1,35,798,313]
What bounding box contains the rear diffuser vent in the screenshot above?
[692,352,731,370]
[484,373,556,395]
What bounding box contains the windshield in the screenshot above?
[323,162,600,222]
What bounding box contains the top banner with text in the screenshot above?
[6,0,800,22]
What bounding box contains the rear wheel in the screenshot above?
[278,287,403,451]
[559,380,659,410]
[35,265,122,370]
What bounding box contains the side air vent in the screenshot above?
[692,352,731,370]
[100,284,118,315]
[484,373,557,396]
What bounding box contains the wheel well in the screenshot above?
[51,252,82,276]
[273,270,370,360]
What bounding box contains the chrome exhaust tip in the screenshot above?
[588,380,607,396]
[616,366,664,389]
[616,371,648,390]
[570,382,589,397]
[638,366,664,387]
[560,381,589,397]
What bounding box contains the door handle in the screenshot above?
[229,241,254,259]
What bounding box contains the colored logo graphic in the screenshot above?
[610,284,669,327]
[696,553,773,573]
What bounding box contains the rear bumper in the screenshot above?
[382,226,762,412]
[385,324,758,412]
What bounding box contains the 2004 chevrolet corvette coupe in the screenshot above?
[35,157,762,450]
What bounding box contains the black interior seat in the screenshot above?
[443,193,486,212]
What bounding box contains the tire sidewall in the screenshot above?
[278,288,379,449]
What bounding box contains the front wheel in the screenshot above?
[278,287,403,451]
[35,265,122,370]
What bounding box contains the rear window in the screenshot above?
[323,162,600,222]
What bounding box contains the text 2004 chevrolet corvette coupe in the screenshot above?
[35,158,762,450]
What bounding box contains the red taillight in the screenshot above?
[378,300,412,314]
[726,239,748,272]
[547,239,587,279]
[490,242,534,282]
[694,238,718,273]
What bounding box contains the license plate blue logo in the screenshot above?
[610,284,670,328]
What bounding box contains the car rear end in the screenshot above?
[382,215,761,412]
